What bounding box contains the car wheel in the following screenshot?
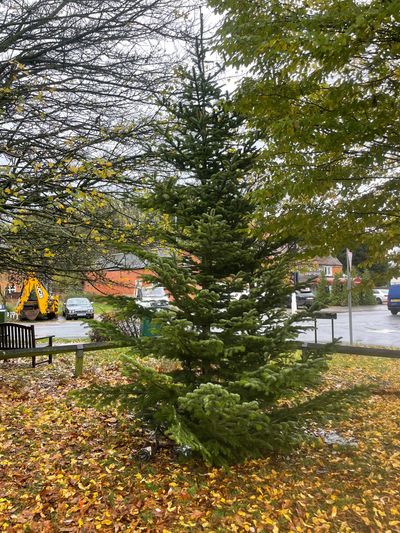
[376,298,382,305]
[65,315,71,320]
[390,310,398,315]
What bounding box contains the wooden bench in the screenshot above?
[0,323,55,367]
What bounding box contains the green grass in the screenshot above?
[90,299,119,316]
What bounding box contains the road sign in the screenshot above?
[353,276,362,286]
[346,249,353,272]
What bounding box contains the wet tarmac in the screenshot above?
[19,305,400,347]
[297,305,400,347]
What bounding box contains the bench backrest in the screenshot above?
[0,323,36,350]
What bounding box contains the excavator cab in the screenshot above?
[16,278,59,321]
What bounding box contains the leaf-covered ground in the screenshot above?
[0,350,399,532]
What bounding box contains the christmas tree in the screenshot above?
[87,35,327,465]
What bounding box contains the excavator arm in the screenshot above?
[16,277,58,320]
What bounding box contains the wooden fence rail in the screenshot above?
[300,342,400,359]
[1,340,400,379]
[0,340,135,377]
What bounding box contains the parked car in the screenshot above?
[387,285,400,315]
[296,288,316,308]
[63,297,94,319]
[136,286,169,308]
[372,288,388,305]
[287,288,315,309]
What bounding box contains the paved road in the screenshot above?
[297,305,400,347]
[27,317,91,339]
[17,305,400,347]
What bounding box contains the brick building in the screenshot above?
[83,253,151,296]
[298,256,343,286]
[0,273,22,302]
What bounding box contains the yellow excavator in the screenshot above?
[16,277,59,321]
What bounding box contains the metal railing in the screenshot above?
[299,312,338,343]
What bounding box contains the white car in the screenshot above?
[372,288,388,305]
[63,297,94,319]
[136,286,169,308]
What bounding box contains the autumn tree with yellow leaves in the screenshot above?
[0,0,192,276]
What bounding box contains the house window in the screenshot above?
[323,266,333,277]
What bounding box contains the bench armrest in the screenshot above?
[35,335,55,341]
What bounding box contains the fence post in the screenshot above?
[301,342,308,359]
[31,325,36,368]
[74,344,84,378]
[48,336,53,364]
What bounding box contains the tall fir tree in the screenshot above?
[86,36,327,465]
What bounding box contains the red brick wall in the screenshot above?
[83,269,152,296]
[332,265,343,276]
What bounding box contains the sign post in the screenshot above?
[346,249,353,345]
[291,272,298,314]
[291,292,297,314]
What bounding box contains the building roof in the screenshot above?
[99,253,146,271]
[98,249,172,271]
[314,255,342,267]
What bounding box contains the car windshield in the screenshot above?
[67,298,91,306]
[141,287,166,299]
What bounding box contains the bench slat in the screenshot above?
[0,323,51,367]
